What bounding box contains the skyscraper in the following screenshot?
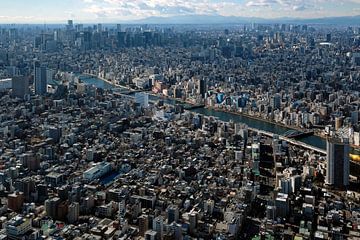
[67,20,73,30]
[271,94,281,110]
[138,215,149,237]
[11,76,29,99]
[34,61,47,95]
[198,78,206,98]
[67,202,79,224]
[326,137,350,188]
[167,205,179,224]
[189,211,198,235]
[152,216,163,240]
[116,24,122,32]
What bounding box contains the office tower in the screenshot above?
[204,199,215,215]
[168,222,182,240]
[58,185,70,201]
[135,92,149,108]
[67,20,73,30]
[234,150,243,163]
[251,143,260,174]
[354,132,360,146]
[145,230,157,240]
[54,30,59,41]
[326,137,350,188]
[34,36,42,49]
[117,32,126,48]
[67,202,79,224]
[45,197,61,219]
[57,201,69,221]
[271,94,281,110]
[266,206,276,222]
[36,184,48,203]
[76,24,83,32]
[7,192,24,212]
[173,86,182,99]
[189,212,198,235]
[352,52,360,66]
[19,153,39,171]
[198,78,206,98]
[138,215,149,237]
[335,116,343,130]
[239,127,248,142]
[48,126,62,143]
[291,175,302,193]
[275,193,289,218]
[167,205,179,224]
[11,76,29,99]
[119,199,126,218]
[34,61,47,95]
[280,178,292,194]
[97,24,103,32]
[14,178,35,202]
[351,111,359,125]
[46,69,55,83]
[152,216,163,240]
[116,24,122,32]
[326,33,332,42]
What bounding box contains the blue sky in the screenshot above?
[0,0,359,23]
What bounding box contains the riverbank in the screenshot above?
[157,96,360,151]
[207,106,316,133]
[209,107,360,151]
[81,73,134,90]
[79,74,360,154]
[151,93,324,138]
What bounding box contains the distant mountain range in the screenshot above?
[1,14,358,27]
[131,14,360,25]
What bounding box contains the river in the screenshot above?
[79,75,327,150]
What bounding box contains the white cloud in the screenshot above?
[80,0,360,20]
[246,0,277,7]
[82,0,248,19]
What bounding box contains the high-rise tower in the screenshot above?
[34,61,47,95]
[326,137,350,188]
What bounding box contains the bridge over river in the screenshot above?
[80,74,360,158]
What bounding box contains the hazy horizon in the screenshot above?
[0,0,360,24]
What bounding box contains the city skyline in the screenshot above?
[0,0,360,23]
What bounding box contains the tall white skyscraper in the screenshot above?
[326,137,350,188]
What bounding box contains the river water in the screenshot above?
[80,75,327,150]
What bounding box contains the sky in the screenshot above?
[0,0,359,23]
